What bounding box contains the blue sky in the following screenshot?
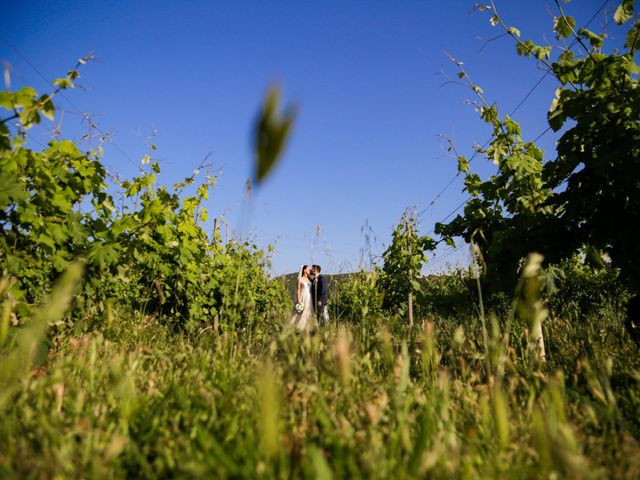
[1,0,618,275]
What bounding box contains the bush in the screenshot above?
[328,270,383,323]
[417,269,476,318]
[547,256,631,322]
[0,77,286,333]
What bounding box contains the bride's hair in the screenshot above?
[298,264,309,279]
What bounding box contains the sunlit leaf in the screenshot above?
[53,77,74,89]
[578,28,603,49]
[554,15,576,39]
[614,0,634,25]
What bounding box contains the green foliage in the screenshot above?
[0,58,85,153]
[554,14,576,40]
[436,89,555,288]
[380,210,435,315]
[0,138,111,306]
[546,254,631,322]
[544,15,640,289]
[437,1,640,292]
[417,269,476,318]
[328,270,384,322]
[0,72,288,333]
[614,0,635,25]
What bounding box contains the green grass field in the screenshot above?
[2,285,639,479]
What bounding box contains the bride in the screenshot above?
[290,265,313,331]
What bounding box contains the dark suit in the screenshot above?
[311,274,329,324]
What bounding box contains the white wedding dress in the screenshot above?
[290,278,313,332]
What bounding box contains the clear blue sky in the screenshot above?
[1,0,618,275]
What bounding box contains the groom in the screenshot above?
[311,264,329,325]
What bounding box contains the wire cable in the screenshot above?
[419,0,608,226]
[0,36,144,173]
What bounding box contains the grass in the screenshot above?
[1,295,639,479]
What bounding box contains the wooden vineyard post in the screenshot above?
[407,222,414,328]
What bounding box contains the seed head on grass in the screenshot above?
[515,252,548,363]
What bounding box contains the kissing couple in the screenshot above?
[290,264,329,332]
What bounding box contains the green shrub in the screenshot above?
[0,75,286,333]
[328,270,383,323]
[417,269,476,318]
[547,256,631,322]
